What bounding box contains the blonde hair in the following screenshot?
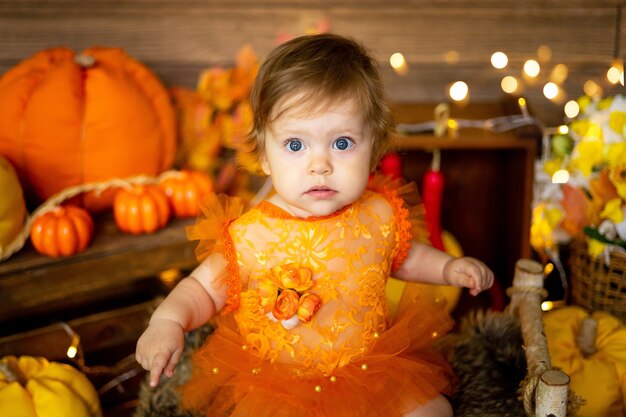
[244,33,393,174]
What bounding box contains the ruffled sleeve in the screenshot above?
[186,193,245,313]
[368,175,429,271]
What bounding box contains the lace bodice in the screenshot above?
[226,190,407,373]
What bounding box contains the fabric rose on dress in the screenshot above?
[257,263,322,328]
[273,289,300,320]
[258,281,278,314]
[270,264,313,291]
[297,293,323,322]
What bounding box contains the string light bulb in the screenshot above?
[518,97,530,118]
[537,45,552,62]
[501,76,518,93]
[59,322,82,361]
[550,64,569,84]
[523,60,541,77]
[583,80,602,98]
[490,52,508,69]
[543,82,559,100]
[607,58,624,84]
[551,169,570,184]
[610,6,624,86]
[444,50,460,65]
[449,81,468,101]
[67,337,80,359]
[564,100,580,119]
[389,52,408,75]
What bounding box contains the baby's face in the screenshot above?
[260,96,373,218]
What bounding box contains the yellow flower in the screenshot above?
[587,238,607,258]
[530,204,564,251]
[607,142,626,199]
[600,198,624,223]
[597,96,614,111]
[543,158,564,177]
[609,165,626,200]
[577,95,592,114]
[609,111,626,136]
[570,138,604,177]
[607,142,626,164]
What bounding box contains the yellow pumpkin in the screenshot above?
[544,306,626,417]
[386,231,463,316]
[0,355,102,417]
[0,155,26,251]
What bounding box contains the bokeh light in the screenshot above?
[523,60,541,77]
[491,52,508,69]
[445,50,460,65]
[501,76,518,93]
[537,45,552,62]
[552,169,570,184]
[390,52,408,75]
[583,80,602,97]
[449,81,469,101]
[564,100,580,118]
[550,64,569,84]
[543,82,559,100]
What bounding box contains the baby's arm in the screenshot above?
[135,253,227,387]
[394,241,494,296]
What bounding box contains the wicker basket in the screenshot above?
[569,241,626,323]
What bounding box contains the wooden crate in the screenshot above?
[0,216,199,416]
[390,102,536,304]
[0,216,197,335]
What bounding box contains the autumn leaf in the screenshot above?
[560,183,591,237]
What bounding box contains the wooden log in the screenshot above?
[536,369,570,417]
[508,259,570,416]
[512,259,551,376]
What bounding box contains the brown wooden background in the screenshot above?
[1,0,625,126]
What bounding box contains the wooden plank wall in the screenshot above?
[1,1,625,127]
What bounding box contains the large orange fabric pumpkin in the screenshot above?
[0,47,177,210]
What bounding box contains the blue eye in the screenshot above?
[285,140,303,152]
[333,137,353,151]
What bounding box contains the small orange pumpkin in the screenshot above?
[30,205,94,257]
[159,170,213,218]
[114,185,170,234]
[0,47,177,210]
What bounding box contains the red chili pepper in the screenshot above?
[422,150,445,251]
[379,153,403,180]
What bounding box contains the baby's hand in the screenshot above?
[443,257,494,296]
[135,318,185,387]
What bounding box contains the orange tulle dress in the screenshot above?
[181,180,456,417]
